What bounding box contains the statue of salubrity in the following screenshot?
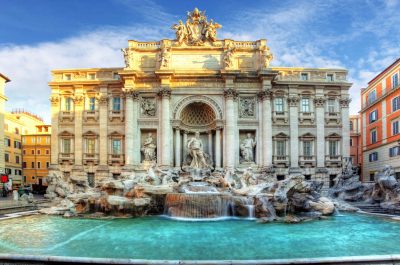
[141,133,156,162]
[240,133,256,163]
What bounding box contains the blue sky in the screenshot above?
[1,0,400,122]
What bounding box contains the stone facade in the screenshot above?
[48,9,351,189]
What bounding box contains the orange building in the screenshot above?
[360,58,400,182]
[22,125,51,187]
[349,115,362,168]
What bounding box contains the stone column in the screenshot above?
[215,128,222,169]
[98,91,109,166]
[73,93,84,166]
[124,90,134,166]
[314,96,326,168]
[258,90,273,168]
[208,131,213,160]
[183,131,188,161]
[50,95,60,165]
[224,88,237,169]
[175,128,181,168]
[288,95,300,169]
[340,98,351,159]
[159,88,172,167]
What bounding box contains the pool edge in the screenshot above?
[1,254,400,265]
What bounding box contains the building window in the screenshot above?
[276,141,286,156]
[393,120,399,135]
[369,152,378,162]
[113,73,120,80]
[329,141,338,156]
[112,139,121,154]
[23,150,26,155]
[37,137,41,143]
[329,175,336,188]
[350,121,354,131]
[37,149,41,155]
[65,97,73,111]
[4,153,9,162]
[4,138,10,147]
[64,74,72,80]
[303,141,312,156]
[393,96,400,112]
[46,149,50,155]
[389,146,400,157]
[301,98,310,112]
[327,99,336,113]
[371,130,377,144]
[112,97,121,111]
[46,162,50,168]
[300,73,308,81]
[327,74,334,82]
[87,139,96,154]
[368,90,376,104]
[392,73,399,89]
[350,138,353,146]
[31,150,35,155]
[88,73,96,80]
[37,162,41,169]
[22,162,26,168]
[369,110,378,123]
[62,139,71,153]
[15,156,20,164]
[274,97,284,112]
[31,137,35,144]
[88,97,96,111]
[46,137,50,144]
[15,128,19,135]
[31,162,35,168]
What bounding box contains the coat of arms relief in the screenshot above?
[171,8,222,46]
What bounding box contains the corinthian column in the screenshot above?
[50,95,60,165]
[123,90,140,167]
[258,90,273,168]
[288,95,300,169]
[314,95,326,168]
[175,128,181,168]
[159,88,172,167]
[224,88,237,169]
[98,90,108,166]
[215,127,222,169]
[340,98,351,159]
[73,93,84,166]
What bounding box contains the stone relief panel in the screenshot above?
[239,130,257,164]
[140,129,157,163]
[239,97,256,119]
[141,97,157,117]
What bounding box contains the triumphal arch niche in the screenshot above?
[50,8,351,187]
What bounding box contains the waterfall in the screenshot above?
[164,193,232,219]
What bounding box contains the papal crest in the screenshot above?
[171,8,222,46]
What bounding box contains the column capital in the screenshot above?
[123,89,139,100]
[339,98,351,108]
[97,95,109,105]
[314,97,326,108]
[257,89,272,101]
[158,88,171,98]
[287,96,300,107]
[73,95,84,106]
[49,95,60,106]
[223,88,238,99]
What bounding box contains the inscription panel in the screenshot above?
[171,54,222,70]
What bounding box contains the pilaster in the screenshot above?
[314,95,326,167]
[223,87,237,169]
[73,90,84,166]
[287,92,300,169]
[340,98,351,159]
[50,94,60,165]
[98,87,109,167]
[158,86,172,167]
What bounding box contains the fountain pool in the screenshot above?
[1,213,400,261]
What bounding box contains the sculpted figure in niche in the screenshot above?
[224,43,235,69]
[158,47,170,68]
[141,98,156,116]
[187,132,209,169]
[171,20,187,45]
[141,133,156,162]
[240,133,256,163]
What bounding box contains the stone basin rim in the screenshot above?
[2,254,400,265]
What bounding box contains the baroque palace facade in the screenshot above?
[49,9,351,188]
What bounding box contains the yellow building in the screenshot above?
[4,110,45,188]
[0,73,9,175]
[22,125,51,187]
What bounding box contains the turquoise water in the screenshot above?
[0,214,400,260]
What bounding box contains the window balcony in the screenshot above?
[58,153,74,164]
[325,112,341,124]
[299,112,315,124]
[108,154,125,165]
[83,153,99,165]
[272,111,288,123]
[83,110,99,122]
[325,155,342,167]
[299,155,316,167]
[109,110,124,122]
[273,155,289,167]
[59,111,74,122]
